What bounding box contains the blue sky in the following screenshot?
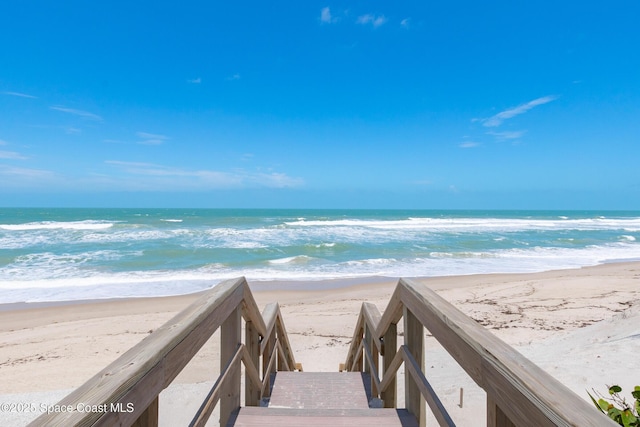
[1,1,639,209]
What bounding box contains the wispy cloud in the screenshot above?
[105,161,304,190]
[188,77,202,84]
[2,91,38,99]
[320,7,338,24]
[357,14,387,28]
[136,132,169,145]
[487,130,526,141]
[459,141,480,148]
[226,73,241,81]
[481,95,557,127]
[50,106,103,121]
[63,127,82,134]
[0,165,55,179]
[400,18,411,29]
[0,150,28,160]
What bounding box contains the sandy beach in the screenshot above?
[1,262,639,425]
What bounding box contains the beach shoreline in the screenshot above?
[1,262,639,425]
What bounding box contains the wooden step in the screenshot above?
[228,407,419,427]
[267,372,371,409]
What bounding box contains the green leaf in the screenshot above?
[600,398,614,412]
[588,391,606,413]
[620,409,637,427]
[632,388,640,400]
[610,385,623,394]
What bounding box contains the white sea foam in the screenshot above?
[0,220,114,231]
[2,211,640,304]
[285,216,640,233]
[269,255,315,265]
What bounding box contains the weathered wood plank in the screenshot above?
[245,320,260,406]
[404,307,425,427]
[399,279,618,427]
[401,346,455,427]
[363,302,382,353]
[260,303,278,355]
[344,308,365,371]
[190,344,244,427]
[487,395,516,427]
[375,285,404,340]
[381,322,397,408]
[241,285,267,337]
[230,407,419,427]
[362,337,381,395]
[241,344,263,403]
[220,306,242,427]
[131,396,158,427]
[261,340,279,396]
[28,277,246,427]
[275,313,298,370]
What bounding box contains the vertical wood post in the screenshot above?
[262,330,276,397]
[404,307,425,427]
[381,322,397,408]
[245,320,260,406]
[276,320,285,371]
[355,326,364,371]
[364,324,372,377]
[368,325,380,397]
[487,395,517,427]
[131,396,158,427]
[220,307,241,427]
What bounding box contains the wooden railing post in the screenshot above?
[381,322,397,408]
[245,319,260,406]
[262,329,276,397]
[487,395,517,427]
[404,307,425,427]
[220,306,241,427]
[355,325,364,371]
[131,396,158,427]
[366,324,380,397]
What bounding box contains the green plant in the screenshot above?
[588,385,640,427]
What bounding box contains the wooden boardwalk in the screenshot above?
[228,372,418,426]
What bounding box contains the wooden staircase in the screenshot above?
[30,277,617,427]
[228,372,418,426]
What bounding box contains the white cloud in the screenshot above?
[357,14,387,28]
[136,132,169,145]
[487,130,526,140]
[0,150,28,160]
[105,161,304,190]
[50,106,103,121]
[0,165,54,179]
[226,73,241,81]
[64,127,82,134]
[320,7,338,24]
[400,18,410,28]
[459,142,480,148]
[482,95,557,127]
[2,91,37,99]
[188,77,202,84]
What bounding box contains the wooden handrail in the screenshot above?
[28,277,301,427]
[344,278,618,427]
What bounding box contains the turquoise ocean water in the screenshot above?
[1,208,640,303]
